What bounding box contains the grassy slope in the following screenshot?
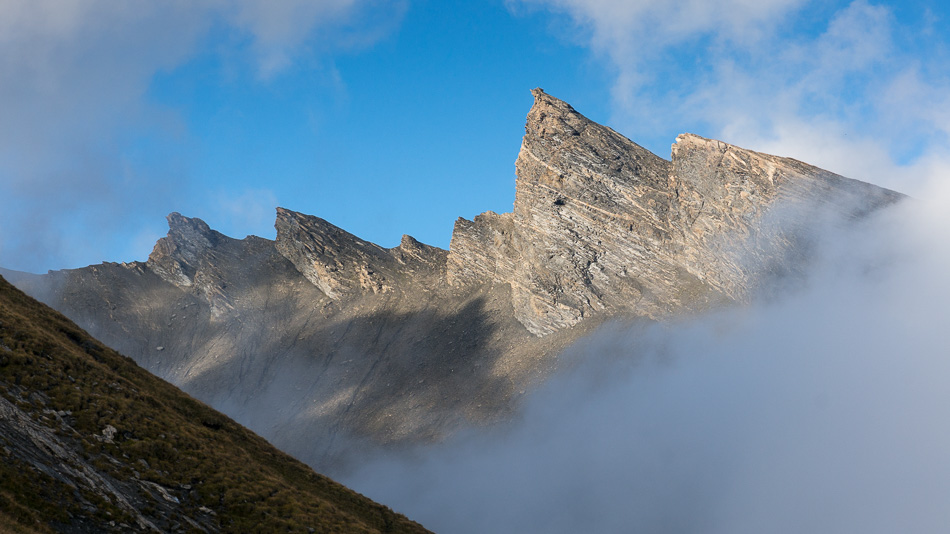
[0,275,431,534]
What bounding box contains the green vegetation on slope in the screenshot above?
[0,275,430,534]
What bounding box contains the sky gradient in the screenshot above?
[2,0,949,273]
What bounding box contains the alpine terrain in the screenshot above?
[3,89,904,474]
[0,274,430,533]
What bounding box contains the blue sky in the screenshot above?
[2,0,949,273]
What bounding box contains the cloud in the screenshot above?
[345,174,950,533]
[682,1,949,192]
[212,188,280,239]
[512,0,805,52]
[515,1,950,196]
[511,0,806,110]
[0,0,401,272]
[225,0,406,78]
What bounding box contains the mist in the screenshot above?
[344,181,950,533]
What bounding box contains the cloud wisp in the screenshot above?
[346,177,950,533]
[0,0,402,273]
[515,1,950,195]
[512,0,806,106]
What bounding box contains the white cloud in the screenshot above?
[0,0,401,272]
[512,0,806,110]
[347,173,950,533]
[516,0,950,197]
[806,0,892,73]
[212,187,280,239]
[514,0,804,45]
[227,0,361,78]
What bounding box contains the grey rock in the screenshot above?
[447,89,902,335]
[0,394,166,531]
[274,207,446,299]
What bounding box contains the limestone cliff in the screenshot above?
[5,89,904,475]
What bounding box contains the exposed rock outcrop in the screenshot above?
[274,208,446,299]
[449,89,688,334]
[448,89,902,335]
[5,89,904,475]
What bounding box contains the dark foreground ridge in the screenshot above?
[4,89,905,474]
[0,275,430,533]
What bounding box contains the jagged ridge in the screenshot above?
[4,89,905,475]
[447,88,903,334]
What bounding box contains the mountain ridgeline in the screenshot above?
[5,89,904,474]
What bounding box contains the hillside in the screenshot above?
[4,89,905,474]
[0,275,430,533]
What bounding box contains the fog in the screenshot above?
[345,184,950,533]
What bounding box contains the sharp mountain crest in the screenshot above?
[4,89,904,473]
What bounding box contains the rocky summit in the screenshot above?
[449,89,901,335]
[5,89,904,474]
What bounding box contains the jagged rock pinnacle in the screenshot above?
[147,213,219,288]
[448,89,681,334]
[447,89,903,336]
[275,208,394,299]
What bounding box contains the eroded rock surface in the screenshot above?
[275,208,446,299]
[447,89,902,335]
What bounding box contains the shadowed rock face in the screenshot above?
[0,276,431,533]
[4,89,904,474]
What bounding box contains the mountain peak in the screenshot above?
[275,208,395,299]
[529,87,573,111]
[6,89,908,479]
[163,212,221,253]
[524,88,588,145]
[445,90,904,335]
[147,213,222,288]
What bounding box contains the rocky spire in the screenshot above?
[146,213,249,318]
[448,89,687,335]
[274,208,395,299]
[147,213,221,288]
[447,89,904,336]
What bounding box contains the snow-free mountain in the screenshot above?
[4,89,903,474]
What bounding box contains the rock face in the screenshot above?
[447,89,901,335]
[274,208,446,299]
[4,89,904,474]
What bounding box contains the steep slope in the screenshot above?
[0,275,430,533]
[447,89,902,334]
[4,89,904,474]
[6,211,583,472]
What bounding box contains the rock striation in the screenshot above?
[447,89,902,335]
[4,89,904,474]
[275,208,446,299]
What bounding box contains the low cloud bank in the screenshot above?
[346,184,950,533]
